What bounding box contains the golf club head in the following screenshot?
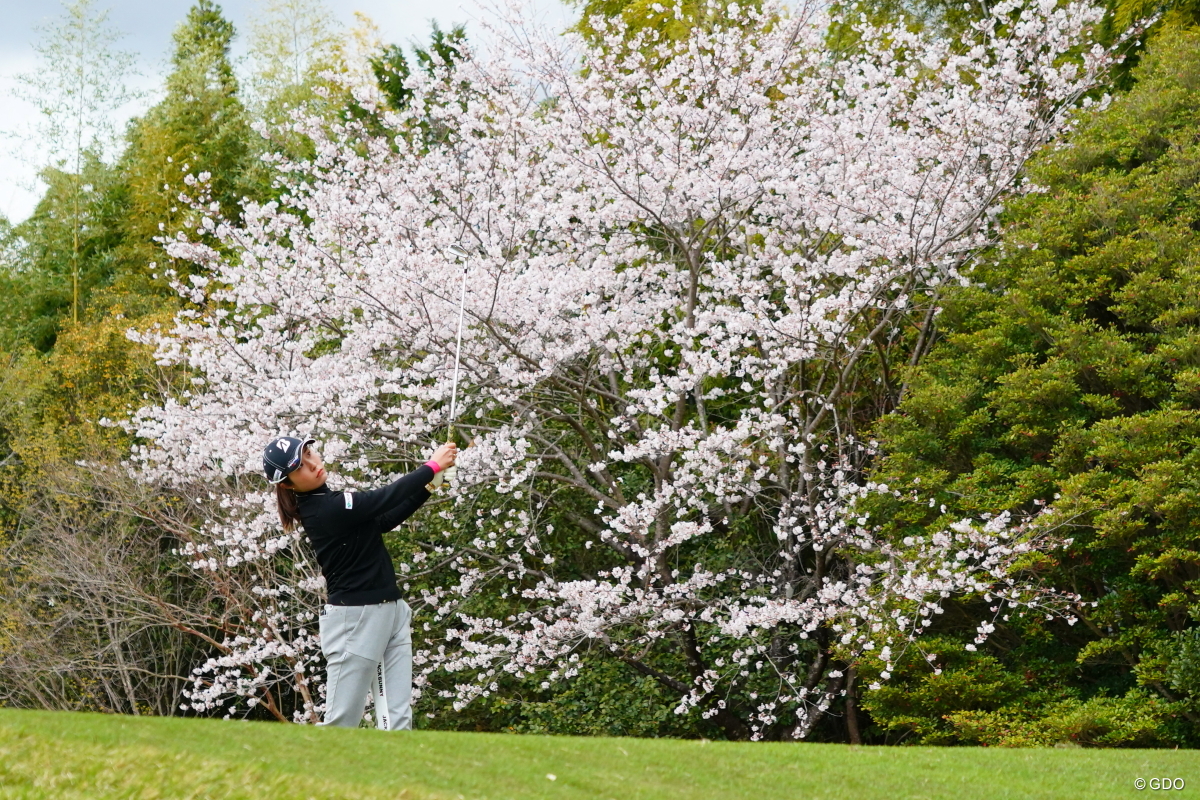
[448,245,472,260]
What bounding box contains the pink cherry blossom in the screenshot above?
[129,0,1117,735]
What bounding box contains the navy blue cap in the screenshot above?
[263,436,315,484]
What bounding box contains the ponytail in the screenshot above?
[276,482,301,532]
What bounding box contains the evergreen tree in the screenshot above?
[112,0,256,290]
[0,157,123,351]
[861,32,1200,747]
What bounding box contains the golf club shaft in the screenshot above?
[447,253,469,443]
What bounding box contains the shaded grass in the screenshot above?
[0,709,1196,799]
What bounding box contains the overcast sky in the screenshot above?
[0,0,576,224]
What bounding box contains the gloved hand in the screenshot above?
[428,440,458,490]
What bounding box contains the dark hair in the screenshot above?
[276,482,301,532]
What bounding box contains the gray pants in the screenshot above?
[318,599,413,730]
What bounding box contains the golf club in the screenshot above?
[430,244,473,489]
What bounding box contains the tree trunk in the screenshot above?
[845,665,862,745]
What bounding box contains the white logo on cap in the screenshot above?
[276,439,290,451]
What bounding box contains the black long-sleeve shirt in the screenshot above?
[295,464,434,605]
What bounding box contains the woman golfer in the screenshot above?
[264,435,458,729]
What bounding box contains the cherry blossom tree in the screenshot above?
[129,0,1118,737]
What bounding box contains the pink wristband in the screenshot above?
[425,459,442,474]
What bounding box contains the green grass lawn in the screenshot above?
[0,709,1196,800]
